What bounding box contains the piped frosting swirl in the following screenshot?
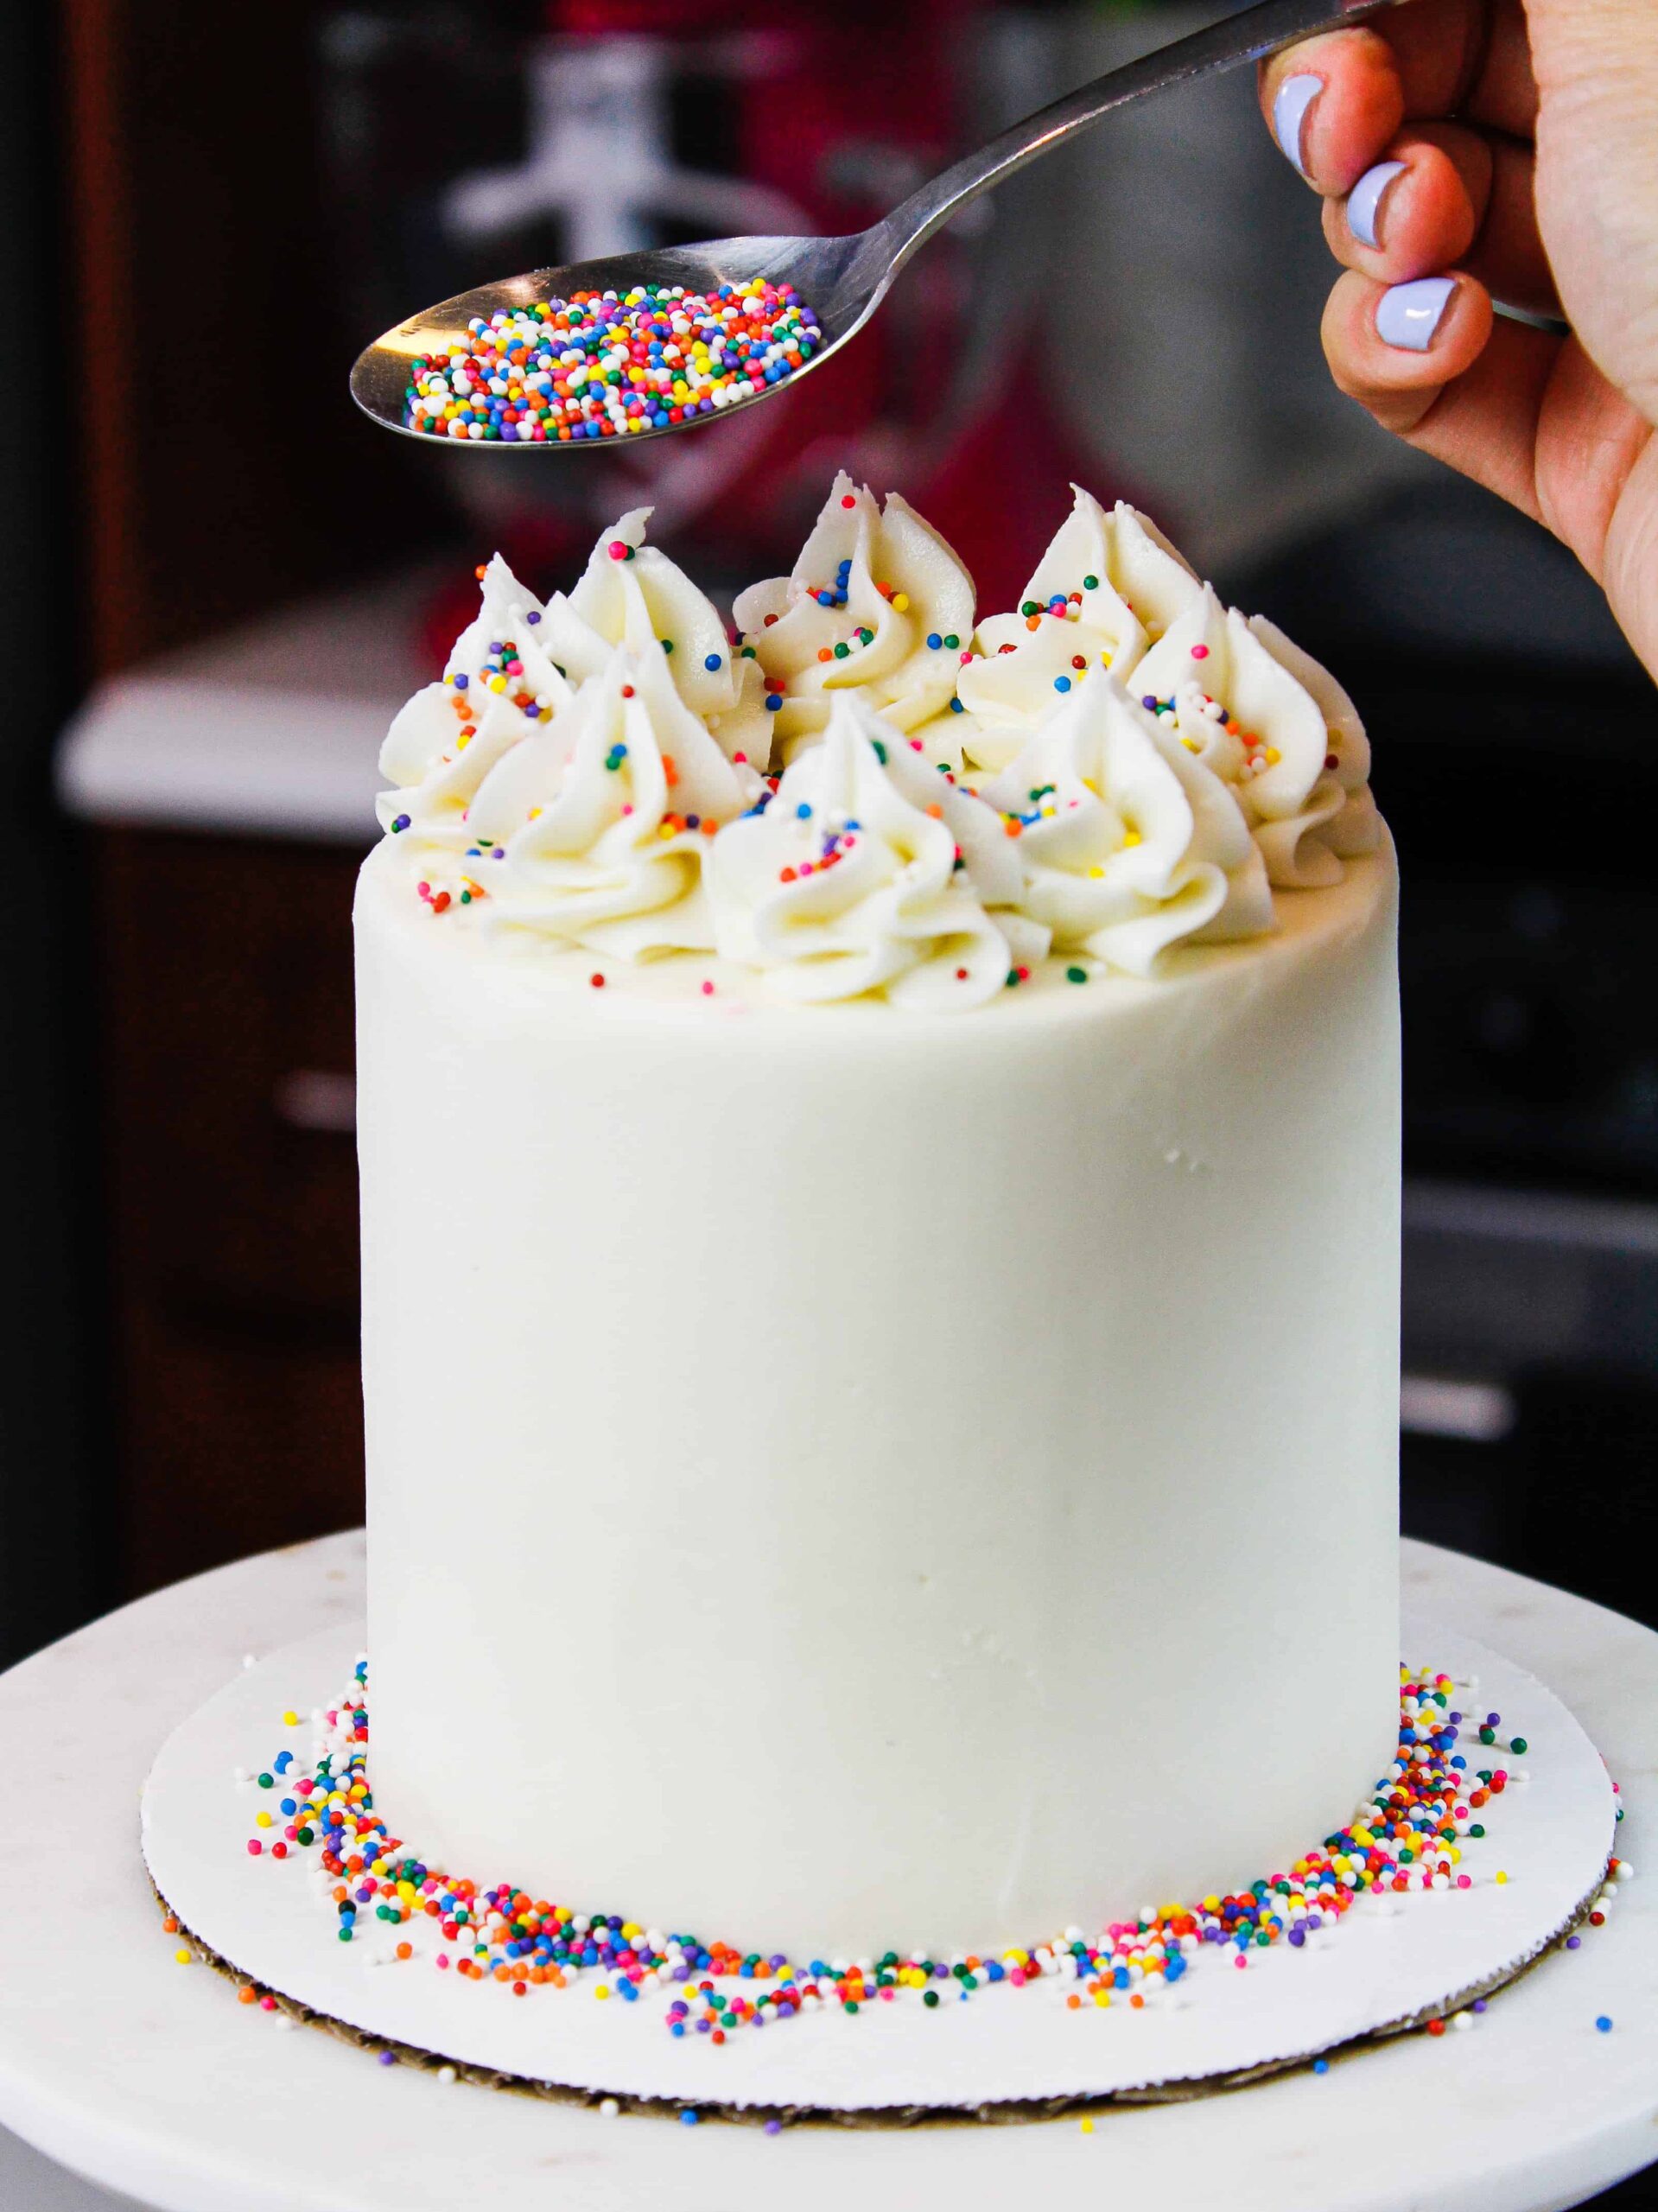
[707,696,1045,1009]
[478,642,760,956]
[378,512,770,856]
[377,554,575,849]
[1129,588,1381,888]
[981,673,1273,976]
[372,480,1382,1006]
[731,473,976,758]
[956,487,1204,772]
[536,506,774,770]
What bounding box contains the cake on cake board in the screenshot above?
[3,474,1637,2185]
[0,1530,1649,2210]
[107,477,1627,2144]
[353,478,1407,1993]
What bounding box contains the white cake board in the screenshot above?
[0,1533,1653,2212]
[137,1623,1613,2115]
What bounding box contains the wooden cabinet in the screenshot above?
[56,0,444,1597]
[62,0,438,681]
[98,830,366,1594]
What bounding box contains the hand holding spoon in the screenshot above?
[351,0,1403,450]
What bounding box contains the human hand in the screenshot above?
[1260,0,1658,678]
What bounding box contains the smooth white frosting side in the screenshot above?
[358,838,1401,1959]
[956,490,1204,772]
[707,696,1045,1008]
[731,472,976,755]
[981,674,1273,976]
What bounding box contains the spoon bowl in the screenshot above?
[349,230,886,450]
[351,0,1403,450]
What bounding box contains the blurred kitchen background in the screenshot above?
[13,0,1658,1640]
[12,0,1658,1649]
[8,0,1658,1891]
[4,0,1656,2201]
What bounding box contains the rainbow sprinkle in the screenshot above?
[231,1663,1536,2044]
[403,283,822,443]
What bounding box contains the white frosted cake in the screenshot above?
[355,478,1400,1967]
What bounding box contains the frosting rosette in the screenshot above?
[377,514,770,860]
[707,696,1045,1008]
[371,479,1388,1005]
[981,674,1274,977]
[955,489,1204,773]
[463,641,762,956]
[1128,587,1380,889]
[377,554,576,849]
[1247,613,1381,870]
[731,474,975,759]
[536,506,773,770]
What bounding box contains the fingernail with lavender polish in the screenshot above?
[1376,276,1458,352]
[1272,74,1322,179]
[1348,159,1407,249]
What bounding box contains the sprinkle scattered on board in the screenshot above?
[402,283,822,444]
[217,1663,1548,2054]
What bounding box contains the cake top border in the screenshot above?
[370,477,1381,1011]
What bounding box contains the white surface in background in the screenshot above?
[1401,1375,1516,1442]
[55,571,440,842]
[0,1534,1654,2211]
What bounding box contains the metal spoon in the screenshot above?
[351,0,1401,448]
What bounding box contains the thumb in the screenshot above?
[1525,0,1658,422]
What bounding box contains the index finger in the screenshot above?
[1261,0,1534,196]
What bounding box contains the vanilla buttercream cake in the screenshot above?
[356,477,1399,1965]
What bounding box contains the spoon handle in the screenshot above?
[874,0,1408,281]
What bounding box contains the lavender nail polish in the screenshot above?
[1348,159,1407,249]
[1376,276,1458,352]
[1272,73,1322,178]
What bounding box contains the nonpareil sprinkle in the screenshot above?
[224,1662,1518,2054]
[403,283,822,444]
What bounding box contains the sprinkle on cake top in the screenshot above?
[373,477,1382,1007]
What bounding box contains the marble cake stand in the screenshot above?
[0,1532,1654,2212]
